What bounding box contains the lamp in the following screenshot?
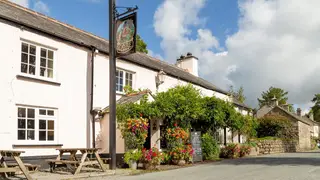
[156,69,166,90]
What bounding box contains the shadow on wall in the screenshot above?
[214,156,320,166]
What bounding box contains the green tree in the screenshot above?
[311,94,320,122]
[229,85,246,103]
[136,34,148,54]
[257,86,289,108]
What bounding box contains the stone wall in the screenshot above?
[298,121,312,150]
[257,139,299,154]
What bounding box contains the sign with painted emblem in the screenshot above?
[116,12,137,56]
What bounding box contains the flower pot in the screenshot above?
[172,159,186,166]
[129,160,137,170]
[143,162,160,170]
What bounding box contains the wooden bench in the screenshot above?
[88,157,111,164]
[45,159,79,172]
[6,163,40,172]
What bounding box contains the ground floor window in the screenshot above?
[17,106,56,142]
[160,125,167,149]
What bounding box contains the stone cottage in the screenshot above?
[256,99,319,150]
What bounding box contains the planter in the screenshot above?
[129,160,137,170]
[172,159,186,166]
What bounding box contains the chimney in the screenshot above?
[297,108,302,117]
[176,52,199,77]
[271,96,278,106]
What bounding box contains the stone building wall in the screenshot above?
[298,121,312,150]
[257,139,299,154]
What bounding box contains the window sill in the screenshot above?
[12,144,63,148]
[16,74,61,86]
[116,91,126,96]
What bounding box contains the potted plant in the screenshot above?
[124,149,142,170]
[141,147,163,170]
[170,144,193,166]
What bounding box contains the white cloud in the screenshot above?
[148,49,164,60]
[9,0,29,7]
[154,0,320,109]
[33,0,49,14]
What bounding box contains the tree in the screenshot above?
[311,94,320,122]
[136,34,148,54]
[257,86,289,108]
[229,85,246,103]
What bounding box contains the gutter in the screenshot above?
[90,47,97,148]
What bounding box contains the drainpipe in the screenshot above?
[90,47,96,148]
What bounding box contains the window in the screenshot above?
[39,109,55,141]
[40,48,54,78]
[116,69,134,92]
[20,42,55,79]
[17,107,56,142]
[21,43,36,75]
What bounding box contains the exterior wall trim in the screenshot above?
[16,75,61,86]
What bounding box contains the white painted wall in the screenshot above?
[0,21,89,156]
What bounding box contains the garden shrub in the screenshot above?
[220,143,240,159]
[239,144,251,157]
[311,137,319,150]
[201,133,220,160]
[256,115,297,139]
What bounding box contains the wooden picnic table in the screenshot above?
[46,148,107,175]
[0,150,33,180]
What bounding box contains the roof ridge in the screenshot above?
[1,0,108,43]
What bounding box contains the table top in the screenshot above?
[0,150,25,153]
[0,150,25,157]
[56,148,100,151]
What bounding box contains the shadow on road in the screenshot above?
[216,156,320,166]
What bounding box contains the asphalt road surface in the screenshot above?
[108,151,320,180]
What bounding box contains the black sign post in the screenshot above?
[109,0,138,170]
[191,131,202,162]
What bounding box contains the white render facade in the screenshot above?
[0,1,251,157]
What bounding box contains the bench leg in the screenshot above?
[49,162,56,173]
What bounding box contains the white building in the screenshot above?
[0,0,251,158]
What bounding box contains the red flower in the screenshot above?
[174,123,177,127]
[152,152,157,157]
[140,113,143,117]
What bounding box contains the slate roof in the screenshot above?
[256,105,316,126]
[0,0,251,109]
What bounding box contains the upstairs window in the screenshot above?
[116,69,134,93]
[20,42,55,79]
[21,43,36,75]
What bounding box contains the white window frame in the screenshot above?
[16,106,57,145]
[19,41,57,81]
[116,68,135,93]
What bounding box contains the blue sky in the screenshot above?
[30,0,239,59]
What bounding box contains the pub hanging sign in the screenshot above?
[116,12,137,57]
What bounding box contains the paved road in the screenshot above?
[108,151,320,180]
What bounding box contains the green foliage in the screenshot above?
[201,133,220,160]
[256,115,297,139]
[160,151,171,164]
[136,34,148,54]
[155,84,204,129]
[120,117,149,149]
[239,144,252,157]
[311,94,320,122]
[258,87,289,108]
[124,149,142,165]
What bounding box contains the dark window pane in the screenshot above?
[27,119,34,129]
[116,70,119,77]
[39,109,46,115]
[27,130,34,140]
[128,80,132,87]
[29,55,36,65]
[120,71,123,77]
[48,50,54,59]
[30,45,36,55]
[29,65,35,75]
[27,109,35,118]
[116,85,119,91]
[39,131,46,141]
[41,49,47,57]
[47,110,54,116]
[18,119,26,128]
[129,73,133,80]
[39,120,46,129]
[119,86,123,92]
[40,58,46,67]
[18,130,25,140]
[21,53,28,63]
[21,64,28,73]
[48,60,53,68]
[48,131,54,141]
[21,43,28,53]
[125,73,128,80]
[119,78,123,85]
[48,120,54,130]
[18,108,26,117]
[40,67,45,76]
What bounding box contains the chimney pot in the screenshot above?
[297,108,302,117]
[187,52,192,56]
